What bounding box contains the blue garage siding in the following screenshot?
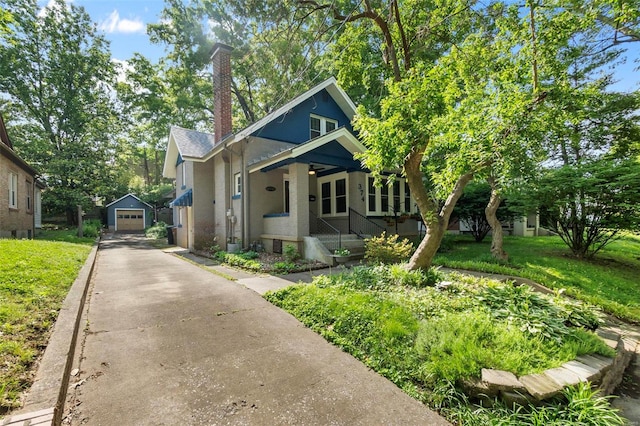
[106,194,153,230]
[250,89,353,143]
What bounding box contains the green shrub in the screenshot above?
[145,221,167,239]
[364,232,413,265]
[214,250,227,261]
[437,233,456,253]
[317,264,444,291]
[475,283,604,343]
[273,261,296,273]
[239,250,259,260]
[283,245,299,262]
[80,219,102,238]
[220,253,261,271]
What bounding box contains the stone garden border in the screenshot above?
[463,324,639,407]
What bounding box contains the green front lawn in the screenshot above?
[0,233,92,414]
[434,234,640,323]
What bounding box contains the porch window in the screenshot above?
[310,114,338,139]
[367,175,416,216]
[318,172,348,217]
[8,172,17,208]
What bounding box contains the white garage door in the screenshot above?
[116,210,144,231]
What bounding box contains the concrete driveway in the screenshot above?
[65,235,448,425]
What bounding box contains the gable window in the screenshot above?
[8,172,17,209]
[366,175,416,216]
[310,114,338,139]
[318,172,348,217]
[234,172,242,196]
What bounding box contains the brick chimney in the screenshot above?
[210,43,233,143]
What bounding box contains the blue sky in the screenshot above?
[41,0,639,93]
[71,0,166,62]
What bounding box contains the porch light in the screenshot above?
[308,169,316,175]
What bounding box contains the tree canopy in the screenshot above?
[0,0,127,221]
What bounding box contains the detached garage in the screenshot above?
[106,193,153,232]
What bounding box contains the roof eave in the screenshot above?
[248,128,365,173]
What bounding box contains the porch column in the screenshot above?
[289,163,310,238]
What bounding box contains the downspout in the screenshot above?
[224,142,244,247]
[241,140,249,249]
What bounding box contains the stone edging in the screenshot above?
[7,239,100,426]
[463,325,639,407]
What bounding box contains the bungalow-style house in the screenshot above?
[163,44,420,261]
[0,112,43,239]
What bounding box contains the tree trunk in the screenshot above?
[404,147,474,270]
[154,149,160,185]
[407,217,446,270]
[142,147,151,187]
[486,177,508,261]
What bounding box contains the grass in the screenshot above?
[0,230,92,414]
[433,234,640,323]
[265,266,622,424]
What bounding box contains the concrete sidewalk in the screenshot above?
[63,235,448,425]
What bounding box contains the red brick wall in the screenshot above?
[0,154,35,238]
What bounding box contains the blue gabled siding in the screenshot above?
[250,89,353,143]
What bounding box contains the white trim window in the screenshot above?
[234,172,242,196]
[318,172,348,217]
[8,172,18,209]
[26,181,33,212]
[310,114,338,139]
[181,162,187,189]
[367,175,417,215]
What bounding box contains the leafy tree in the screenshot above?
[0,8,11,34]
[0,0,126,223]
[301,0,552,270]
[147,0,329,131]
[454,181,517,243]
[518,1,640,257]
[116,54,176,187]
[532,159,640,258]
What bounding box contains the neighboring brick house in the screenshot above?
[0,112,41,239]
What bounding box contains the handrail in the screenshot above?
[349,208,385,239]
[310,210,342,252]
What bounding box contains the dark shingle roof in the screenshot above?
[171,126,217,158]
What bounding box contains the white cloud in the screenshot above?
[99,10,145,34]
[38,0,72,18]
[112,58,133,83]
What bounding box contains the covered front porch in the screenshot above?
[246,129,421,263]
[247,129,362,261]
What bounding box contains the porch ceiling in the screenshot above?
[247,127,366,174]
